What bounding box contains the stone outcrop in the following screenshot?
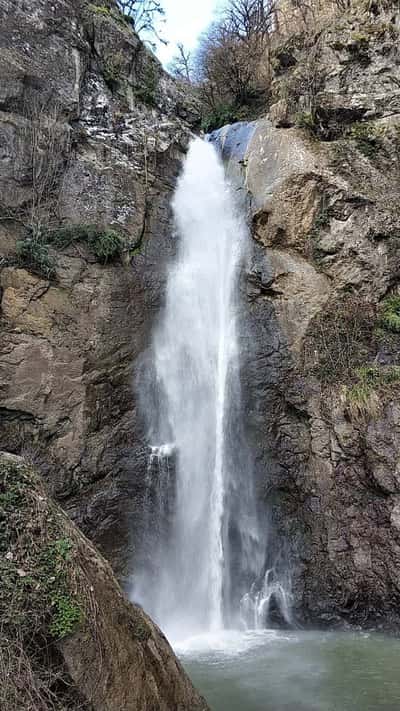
[0,451,208,710]
[0,0,199,574]
[215,0,400,629]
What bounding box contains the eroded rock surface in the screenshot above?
[0,0,199,573]
[217,1,400,629]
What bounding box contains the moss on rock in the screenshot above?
[0,454,88,709]
[0,453,208,711]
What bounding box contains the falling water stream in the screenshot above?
[133,137,270,640]
[131,137,400,709]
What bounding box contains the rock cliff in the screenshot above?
[0,0,198,575]
[215,0,400,629]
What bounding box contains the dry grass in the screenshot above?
[341,365,400,421]
[303,295,377,384]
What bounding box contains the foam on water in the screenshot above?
[173,629,289,658]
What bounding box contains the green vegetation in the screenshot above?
[201,103,240,133]
[15,233,56,280]
[89,3,133,29]
[15,224,124,279]
[344,365,400,420]
[103,52,124,89]
[134,64,159,106]
[0,456,87,709]
[48,224,124,264]
[0,460,83,641]
[350,32,369,46]
[43,539,83,640]
[313,203,330,231]
[303,295,376,383]
[347,122,385,158]
[89,3,112,15]
[380,295,400,333]
[295,111,318,135]
[307,197,332,263]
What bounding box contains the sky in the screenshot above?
[154,0,221,68]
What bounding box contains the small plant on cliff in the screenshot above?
[15,233,56,280]
[89,3,111,15]
[344,379,380,420]
[343,365,400,420]
[295,111,318,135]
[380,295,400,333]
[347,122,385,159]
[303,295,377,384]
[48,224,124,264]
[134,63,159,106]
[0,457,87,709]
[103,52,124,90]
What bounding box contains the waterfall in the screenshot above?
[132,137,289,641]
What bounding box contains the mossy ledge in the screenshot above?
[0,452,208,711]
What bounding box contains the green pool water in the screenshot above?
[177,629,400,711]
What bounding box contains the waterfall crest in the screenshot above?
[132,137,285,641]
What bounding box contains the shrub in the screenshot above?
[90,228,124,262]
[103,52,124,89]
[295,111,317,134]
[48,224,124,264]
[344,380,380,420]
[347,122,385,158]
[134,64,159,106]
[380,295,400,333]
[201,103,240,133]
[89,3,111,15]
[303,296,376,383]
[15,235,56,280]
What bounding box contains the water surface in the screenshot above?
[178,630,400,711]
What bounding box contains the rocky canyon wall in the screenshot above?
[0,0,199,574]
[217,0,400,629]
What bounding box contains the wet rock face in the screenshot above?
[219,5,400,630]
[0,0,199,574]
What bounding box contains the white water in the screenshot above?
[240,569,293,630]
[133,137,290,641]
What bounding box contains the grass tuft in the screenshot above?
[380,295,400,333]
[343,365,400,421]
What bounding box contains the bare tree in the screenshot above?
[25,98,70,238]
[0,97,69,238]
[116,0,166,44]
[226,0,276,44]
[195,1,277,114]
[0,97,71,278]
[168,43,193,82]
